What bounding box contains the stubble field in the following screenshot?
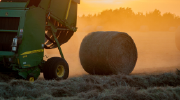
[0,31,180,100]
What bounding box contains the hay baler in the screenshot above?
[0,0,80,81]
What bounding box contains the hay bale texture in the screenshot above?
[79,31,137,75]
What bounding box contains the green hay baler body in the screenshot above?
[0,0,80,79]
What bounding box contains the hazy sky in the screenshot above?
[78,0,180,16]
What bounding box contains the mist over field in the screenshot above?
[44,8,180,78]
[44,31,180,78]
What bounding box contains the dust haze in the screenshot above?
[44,8,180,78]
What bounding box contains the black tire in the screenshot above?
[43,57,69,80]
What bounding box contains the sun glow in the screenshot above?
[84,0,122,4]
[79,0,180,16]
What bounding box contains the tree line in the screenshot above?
[77,8,180,32]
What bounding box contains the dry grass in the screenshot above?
[0,72,180,100]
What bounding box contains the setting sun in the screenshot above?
[83,0,123,4]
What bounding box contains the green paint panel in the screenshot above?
[0,30,18,32]
[18,71,28,79]
[29,67,41,79]
[18,66,40,79]
[49,0,78,28]
[0,9,26,17]
[18,7,45,68]
[0,51,15,56]
[39,0,51,10]
[49,0,70,20]
[0,2,27,8]
[67,1,78,27]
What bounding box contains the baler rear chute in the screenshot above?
[0,0,80,81]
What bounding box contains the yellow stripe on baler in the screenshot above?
[21,49,44,55]
[66,0,72,20]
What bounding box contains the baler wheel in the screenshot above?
[29,77,35,82]
[26,75,35,82]
[43,57,69,80]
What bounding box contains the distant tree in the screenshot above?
[77,8,180,32]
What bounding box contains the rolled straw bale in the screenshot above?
[175,27,180,51]
[79,31,137,75]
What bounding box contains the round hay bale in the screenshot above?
[175,28,180,51]
[79,31,138,75]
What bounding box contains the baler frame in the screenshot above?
[0,0,80,81]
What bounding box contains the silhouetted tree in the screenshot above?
[77,8,180,31]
